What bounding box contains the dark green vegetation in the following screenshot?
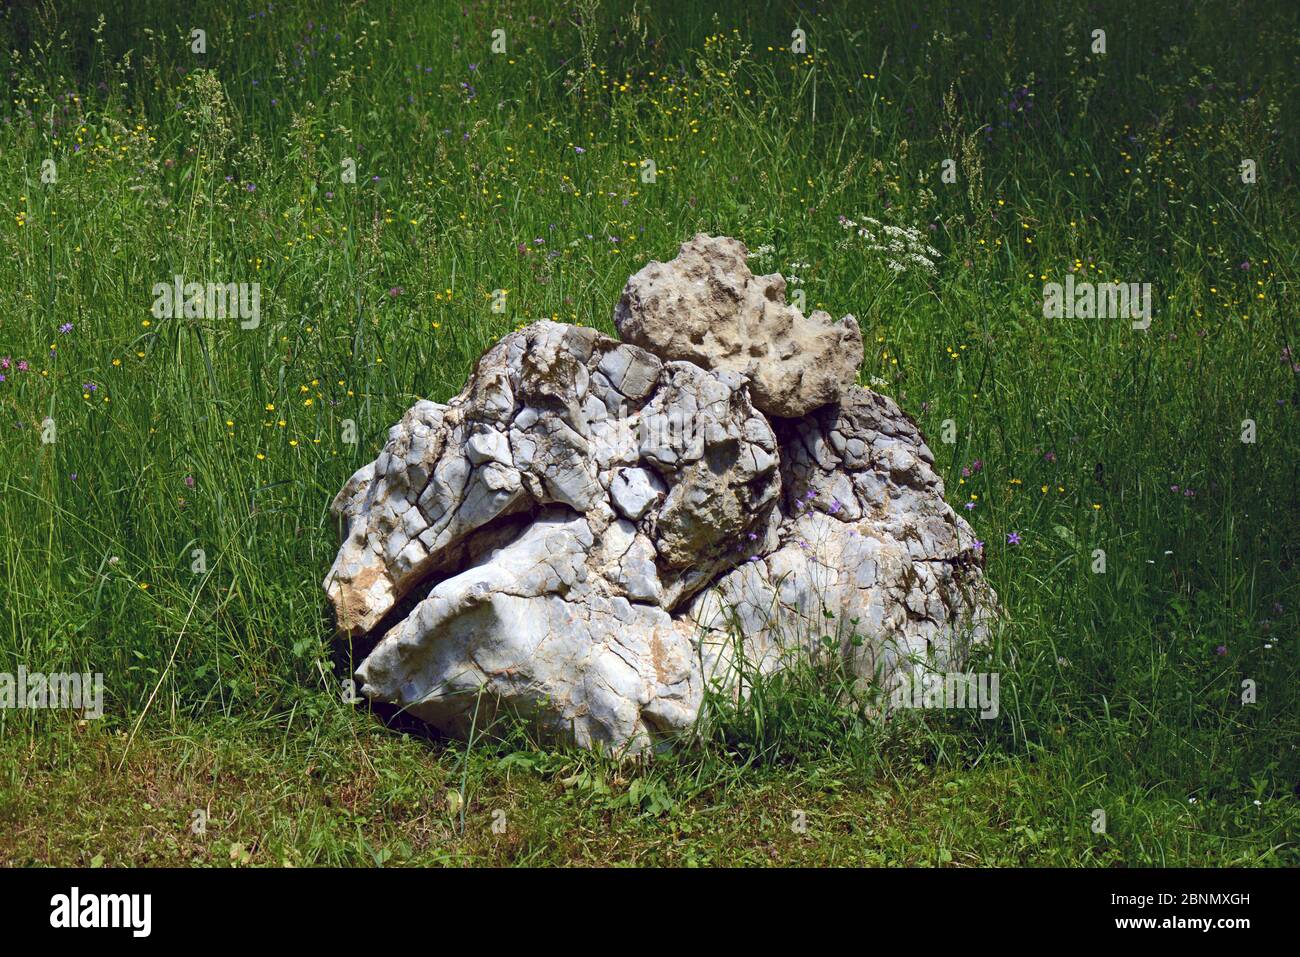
[0,0,1296,865]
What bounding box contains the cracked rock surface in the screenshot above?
[325,240,995,755]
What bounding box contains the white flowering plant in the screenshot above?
[838,215,941,277]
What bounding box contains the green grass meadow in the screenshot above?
[0,0,1297,866]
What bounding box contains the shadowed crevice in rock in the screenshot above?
[324,234,997,755]
[336,505,537,667]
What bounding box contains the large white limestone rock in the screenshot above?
[325,242,994,755]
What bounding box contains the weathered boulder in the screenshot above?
[613,233,864,418]
[325,241,994,755]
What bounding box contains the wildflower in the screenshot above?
[574,146,586,154]
[972,540,984,552]
[841,214,940,275]
[1215,645,1227,656]
[184,475,195,488]
[1044,451,1056,463]
[59,322,74,334]
[964,501,976,510]
[1006,532,1021,545]
[17,360,27,371]
[828,498,842,514]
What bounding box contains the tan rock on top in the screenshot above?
[613,233,864,418]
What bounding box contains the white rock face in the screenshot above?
[691,387,991,702]
[610,467,665,521]
[351,509,702,751]
[325,242,994,755]
[613,233,865,418]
